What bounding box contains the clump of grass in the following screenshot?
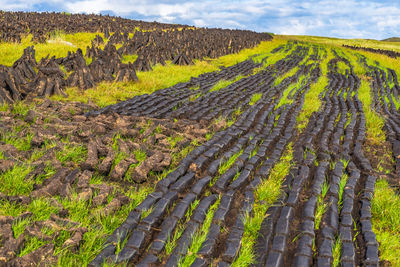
[249,93,262,105]
[0,164,34,195]
[56,144,87,165]
[165,199,200,256]
[18,236,47,257]
[0,103,9,112]
[332,235,342,267]
[358,80,386,145]
[178,197,220,266]
[168,135,184,150]
[133,149,147,162]
[277,74,306,107]
[12,217,31,238]
[0,131,33,151]
[209,74,244,92]
[218,149,243,175]
[336,61,350,75]
[337,159,350,210]
[28,198,60,221]
[121,54,138,64]
[371,179,400,266]
[232,143,293,266]
[315,180,329,230]
[189,93,201,102]
[10,101,33,117]
[0,200,25,217]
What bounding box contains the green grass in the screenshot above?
[121,54,138,64]
[315,180,329,230]
[168,135,185,150]
[338,172,348,208]
[232,143,293,266]
[0,103,9,112]
[281,35,400,53]
[218,149,243,175]
[189,92,201,102]
[277,74,306,108]
[178,197,220,266]
[0,32,101,66]
[164,199,200,257]
[111,150,129,173]
[0,164,34,195]
[209,74,245,92]
[133,149,147,162]
[0,199,26,217]
[371,179,400,266]
[358,80,386,145]
[56,144,87,165]
[338,160,349,211]
[28,198,60,221]
[296,49,332,132]
[56,184,153,265]
[11,101,34,117]
[274,65,299,86]
[18,236,47,257]
[332,235,342,267]
[336,61,350,75]
[249,93,263,106]
[225,107,244,127]
[12,217,31,238]
[0,131,33,151]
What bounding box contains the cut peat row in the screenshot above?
[88,43,322,266]
[254,55,380,267]
[89,42,309,122]
[360,57,400,177]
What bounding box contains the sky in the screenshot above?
[2,0,400,39]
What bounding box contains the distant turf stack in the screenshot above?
[0,11,272,104]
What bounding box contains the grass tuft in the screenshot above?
[249,93,262,106]
[371,179,400,266]
[232,143,293,266]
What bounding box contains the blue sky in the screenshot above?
[2,0,400,39]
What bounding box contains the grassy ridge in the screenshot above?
[283,35,400,53]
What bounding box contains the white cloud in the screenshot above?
[0,0,63,10]
[193,19,206,27]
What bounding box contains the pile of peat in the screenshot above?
[0,11,272,104]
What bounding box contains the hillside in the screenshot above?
[0,12,400,267]
[382,37,400,42]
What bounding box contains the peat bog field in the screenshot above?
[0,11,400,267]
